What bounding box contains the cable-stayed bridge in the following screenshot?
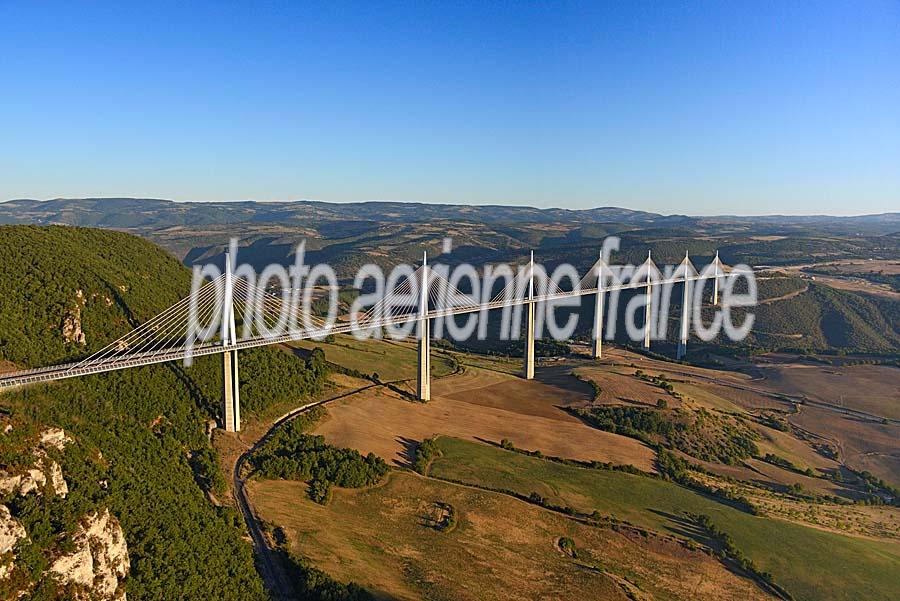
[0,250,731,432]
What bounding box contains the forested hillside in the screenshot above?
[0,226,328,599]
[743,283,900,352]
[0,225,190,368]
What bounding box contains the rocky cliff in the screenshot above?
[0,424,130,600]
[49,508,129,600]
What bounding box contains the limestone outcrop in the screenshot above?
[1,425,130,598]
[61,290,87,345]
[0,505,27,556]
[49,509,130,600]
[0,427,71,498]
[40,427,73,451]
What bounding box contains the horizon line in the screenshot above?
[2,196,897,219]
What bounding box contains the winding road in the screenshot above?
[231,378,407,600]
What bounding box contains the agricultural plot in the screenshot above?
[291,335,457,381]
[312,367,656,471]
[248,472,775,601]
[427,437,900,601]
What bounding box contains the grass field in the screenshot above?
[248,472,774,601]
[453,351,523,376]
[428,437,900,601]
[312,366,656,470]
[291,334,457,381]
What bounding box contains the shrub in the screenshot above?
[250,422,389,503]
[558,536,577,558]
[413,437,441,474]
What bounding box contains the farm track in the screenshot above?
[233,381,387,599]
[758,284,809,305]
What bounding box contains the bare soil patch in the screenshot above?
[313,366,656,471]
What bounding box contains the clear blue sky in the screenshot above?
[1,1,898,215]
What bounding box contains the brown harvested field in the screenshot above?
[581,350,900,483]
[775,260,900,299]
[807,259,900,276]
[790,405,900,487]
[248,473,775,601]
[571,346,779,410]
[683,380,790,412]
[753,423,840,473]
[809,274,899,298]
[752,360,900,420]
[565,349,866,494]
[313,365,657,472]
[742,458,846,496]
[573,364,679,407]
[441,364,593,419]
[589,348,776,395]
[576,349,791,413]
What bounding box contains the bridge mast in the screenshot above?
[416,252,431,401]
[712,250,720,306]
[524,251,535,379]
[677,251,691,360]
[222,250,241,432]
[592,258,605,359]
[643,251,653,349]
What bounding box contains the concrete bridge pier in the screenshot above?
[712,250,720,306]
[524,251,535,379]
[643,285,652,350]
[417,318,431,401]
[416,252,431,401]
[222,249,241,432]
[643,252,654,350]
[592,275,604,359]
[677,258,691,360]
[524,299,535,379]
[222,349,241,432]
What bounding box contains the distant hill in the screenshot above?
[3,197,898,235]
[2,202,897,359]
[737,282,900,352]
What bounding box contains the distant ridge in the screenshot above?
[2,197,897,234]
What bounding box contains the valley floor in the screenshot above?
[230,341,900,601]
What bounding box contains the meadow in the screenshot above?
[427,437,900,601]
[249,471,773,601]
[291,335,457,381]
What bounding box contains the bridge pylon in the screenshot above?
[677,252,692,360]
[524,251,535,379]
[416,252,431,401]
[222,250,241,432]
[643,251,654,350]
[592,258,605,359]
[712,250,720,306]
